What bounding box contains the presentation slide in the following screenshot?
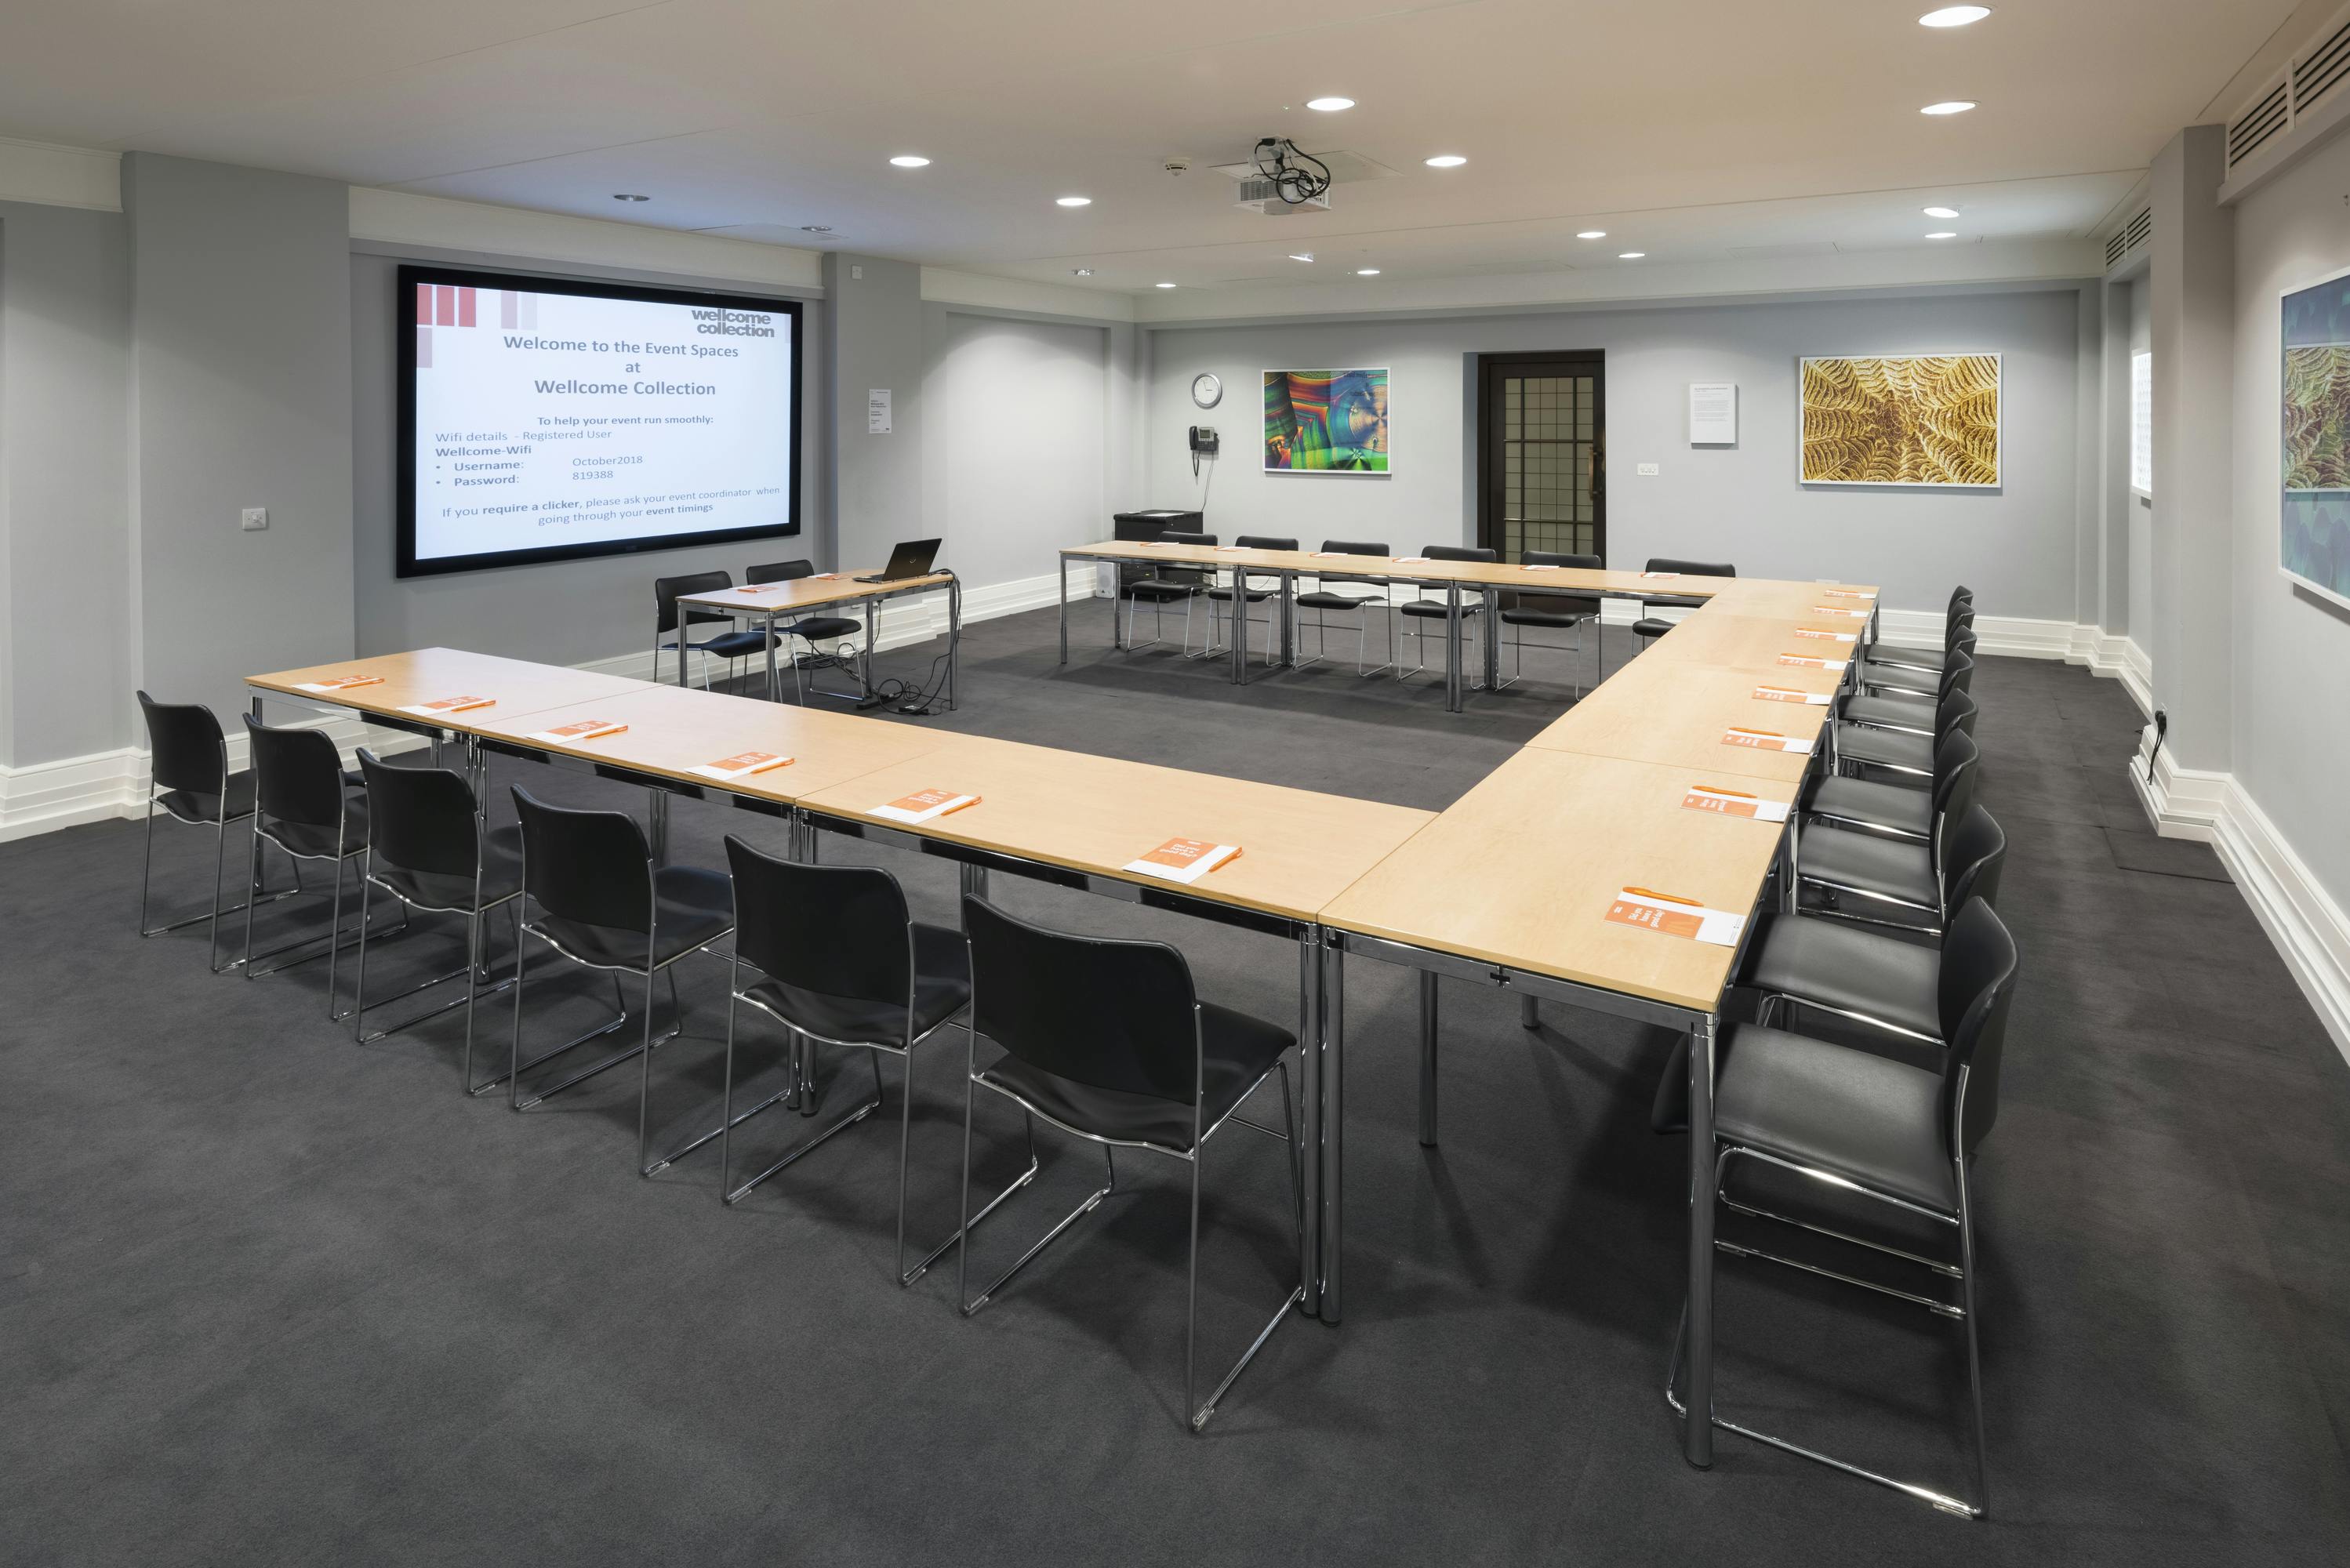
[397,267,801,576]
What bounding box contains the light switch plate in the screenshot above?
[241,507,268,532]
[1636,463,1659,477]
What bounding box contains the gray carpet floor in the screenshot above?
[7,603,2349,1566]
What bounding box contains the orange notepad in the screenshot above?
[526,718,627,744]
[872,787,981,826]
[295,674,384,694]
[1810,605,1871,618]
[1124,837,1242,885]
[1821,587,1876,600]
[688,751,794,782]
[1751,684,1832,706]
[1390,556,1435,565]
[1604,887,1747,947]
[1792,627,1859,643]
[1520,562,1566,571]
[1639,571,1681,579]
[1723,725,1814,756]
[1778,652,1847,671]
[398,695,494,717]
[1681,784,1791,823]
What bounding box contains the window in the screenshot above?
[2130,350,2153,496]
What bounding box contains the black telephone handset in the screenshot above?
[1189,426,1220,457]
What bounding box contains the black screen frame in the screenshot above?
[395,263,805,579]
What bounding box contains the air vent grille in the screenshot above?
[2229,82,2290,168]
[2105,207,2150,269]
[2296,16,2350,114]
[2228,5,2350,178]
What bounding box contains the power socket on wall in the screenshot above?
[1636,463,1659,477]
[240,507,268,532]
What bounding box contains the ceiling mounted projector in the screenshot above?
[1234,138,1332,215]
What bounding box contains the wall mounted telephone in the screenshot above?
[1189,426,1220,459]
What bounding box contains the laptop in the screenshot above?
[853,538,942,584]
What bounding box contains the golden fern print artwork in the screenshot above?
[2283,344,2350,491]
[1800,354,2000,486]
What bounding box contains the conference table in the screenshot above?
[246,558,1880,1472]
[674,569,961,710]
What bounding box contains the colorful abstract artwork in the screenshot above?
[2282,269,2350,609]
[1263,368,1389,473]
[1799,354,2000,487]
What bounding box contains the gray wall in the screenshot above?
[824,254,923,574]
[124,154,355,721]
[349,245,825,667]
[2228,126,2350,921]
[1143,287,2089,621]
[0,201,131,767]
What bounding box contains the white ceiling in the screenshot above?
[0,0,2302,296]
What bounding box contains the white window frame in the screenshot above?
[2130,350,2153,499]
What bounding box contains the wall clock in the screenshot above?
[1191,372,1222,408]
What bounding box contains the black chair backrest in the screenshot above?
[1234,535,1297,551]
[1936,897,2019,1157]
[1426,544,1497,563]
[1320,539,1389,555]
[1938,688,1981,739]
[1939,804,2007,918]
[1947,607,1977,643]
[1646,557,1735,578]
[244,718,347,829]
[511,785,652,933]
[964,895,1200,1105]
[138,691,228,800]
[1931,728,1981,824]
[1153,531,1217,586]
[656,570,734,634]
[1525,551,1603,570]
[1939,646,1978,700]
[725,835,912,1009]
[1948,585,1974,619]
[747,559,814,586]
[359,748,481,879]
[1520,550,1605,614]
[1161,531,1215,547]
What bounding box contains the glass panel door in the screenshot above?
[1480,354,1604,563]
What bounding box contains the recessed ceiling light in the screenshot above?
[1289,252,1314,263]
[1055,195,1092,207]
[1425,154,1468,169]
[612,193,649,202]
[1576,230,1607,240]
[1920,100,1977,115]
[1926,231,1959,240]
[1355,267,1381,276]
[1923,205,1961,219]
[1618,252,1645,260]
[1071,268,1093,277]
[888,155,931,169]
[799,224,833,234]
[1155,281,1178,289]
[1306,96,1354,112]
[1919,5,1992,26]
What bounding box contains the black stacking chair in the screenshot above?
[1861,646,1977,715]
[1397,544,1498,683]
[1663,897,2019,1518]
[1803,728,1979,845]
[1122,530,1216,655]
[1204,535,1297,665]
[1790,796,2003,937]
[747,559,863,703]
[239,719,383,1010]
[1863,618,1976,685]
[136,691,305,972]
[507,786,735,1175]
[718,837,1030,1286]
[653,570,750,688]
[1497,550,1604,695]
[957,896,1305,1432]
[1829,688,1978,779]
[1863,588,1974,673]
[1632,557,1735,649]
[1292,539,1394,675]
[353,749,525,1093]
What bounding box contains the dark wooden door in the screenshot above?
[1478,353,1605,563]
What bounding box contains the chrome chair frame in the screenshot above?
[955,988,1306,1433]
[136,701,303,974]
[238,720,404,1012]
[1293,583,1395,677]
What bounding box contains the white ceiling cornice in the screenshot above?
[349,187,823,289]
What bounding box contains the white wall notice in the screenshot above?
[1688,382,1738,445]
[868,388,893,434]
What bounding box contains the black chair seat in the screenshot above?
[372,823,524,913]
[1834,724,1934,774]
[1840,695,1937,732]
[783,615,859,643]
[702,628,778,659]
[976,1000,1294,1154]
[157,770,256,826]
[1295,590,1378,611]
[530,864,733,971]
[1742,913,1941,1041]
[1799,823,1937,908]
[260,800,369,860]
[1862,664,1942,697]
[1500,606,1593,628]
[1714,1023,1955,1210]
[743,921,972,1044]
[1632,617,1675,639]
[1863,644,1950,674]
[1206,585,1276,602]
[1399,600,1482,619]
[1123,580,1200,603]
[1807,775,1935,838]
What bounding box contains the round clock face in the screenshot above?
[1191,372,1222,408]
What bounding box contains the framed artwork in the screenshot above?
[1263,368,1389,474]
[2281,266,2350,611]
[1799,354,2000,488]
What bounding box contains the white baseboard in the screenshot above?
[2132,726,2350,1068]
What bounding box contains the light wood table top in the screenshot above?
[247,648,650,731]
[677,572,953,616]
[796,733,1435,924]
[1619,610,1863,673]
[1320,750,1783,1014]
[1697,579,1880,623]
[1063,539,1760,599]
[463,683,951,804]
[1524,660,1832,785]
